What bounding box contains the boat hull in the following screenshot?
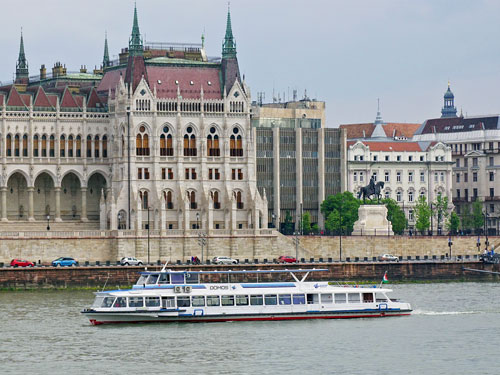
[83,309,412,325]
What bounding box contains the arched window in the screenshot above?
[49,135,55,157]
[60,135,66,157]
[102,135,108,158]
[160,134,166,156]
[207,127,220,157]
[236,191,243,209]
[183,126,197,156]
[68,135,74,157]
[166,134,173,156]
[189,191,197,209]
[165,191,174,209]
[136,125,149,156]
[41,135,47,157]
[94,135,100,158]
[212,191,220,209]
[6,134,12,157]
[140,191,148,210]
[230,127,243,157]
[22,134,28,157]
[14,134,20,157]
[86,135,92,157]
[396,191,402,202]
[76,135,81,157]
[33,135,39,157]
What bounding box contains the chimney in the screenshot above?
[40,64,46,80]
[52,62,64,77]
[80,65,87,73]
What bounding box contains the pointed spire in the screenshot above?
[222,4,237,59]
[372,98,386,138]
[129,3,143,56]
[103,32,110,68]
[16,30,29,83]
[374,98,383,125]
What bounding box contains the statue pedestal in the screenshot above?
[352,205,393,236]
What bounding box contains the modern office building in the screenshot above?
[252,98,345,230]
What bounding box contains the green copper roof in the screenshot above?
[129,4,143,56]
[16,32,29,78]
[147,57,219,67]
[222,7,237,59]
[103,33,110,67]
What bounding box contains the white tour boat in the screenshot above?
[82,266,412,325]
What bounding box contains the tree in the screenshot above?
[301,212,311,235]
[433,194,449,233]
[311,223,319,235]
[446,211,460,234]
[383,198,407,234]
[471,199,484,234]
[283,211,294,235]
[321,191,360,234]
[415,196,431,235]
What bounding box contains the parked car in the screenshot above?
[10,259,34,267]
[378,254,399,262]
[278,255,297,263]
[52,257,78,267]
[212,256,239,265]
[120,257,143,266]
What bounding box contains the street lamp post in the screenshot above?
[430,203,433,236]
[484,211,489,252]
[448,234,453,260]
[339,204,342,262]
[46,214,50,231]
[147,207,151,265]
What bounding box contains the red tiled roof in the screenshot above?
[47,95,58,108]
[33,87,53,108]
[74,95,84,108]
[349,140,422,152]
[0,93,4,105]
[60,88,79,108]
[340,122,421,139]
[6,86,27,107]
[97,68,125,96]
[87,88,104,108]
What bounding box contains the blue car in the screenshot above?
[52,257,78,267]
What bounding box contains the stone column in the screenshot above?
[55,187,62,222]
[80,187,88,222]
[1,187,7,221]
[27,187,35,221]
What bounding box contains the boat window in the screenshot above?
[363,293,374,303]
[128,297,144,307]
[113,297,127,308]
[146,274,159,285]
[207,295,220,306]
[250,295,263,305]
[348,293,360,303]
[375,293,388,302]
[264,295,277,305]
[334,293,346,304]
[158,273,170,284]
[192,296,205,307]
[185,273,199,284]
[136,275,148,285]
[177,296,191,307]
[145,297,161,307]
[279,294,292,305]
[221,295,235,306]
[293,294,306,305]
[101,297,115,308]
[162,296,175,308]
[92,296,105,308]
[306,294,319,304]
[320,294,333,304]
[171,273,185,284]
[236,295,249,306]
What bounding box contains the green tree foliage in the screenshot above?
[415,196,431,234]
[446,211,460,234]
[311,223,319,235]
[383,198,407,234]
[471,199,485,233]
[321,192,360,234]
[283,211,294,235]
[301,212,311,235]
[433,194,449,231]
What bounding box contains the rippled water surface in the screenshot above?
[1,283,499,375]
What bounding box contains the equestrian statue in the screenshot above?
[357,175,385,203]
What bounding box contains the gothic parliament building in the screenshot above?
[0,6,268,232]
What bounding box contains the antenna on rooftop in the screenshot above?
[257,92,265,106]
[293,89,297,101]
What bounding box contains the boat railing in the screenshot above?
[328,281,381,289]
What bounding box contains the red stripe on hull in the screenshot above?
[89,313,411,325]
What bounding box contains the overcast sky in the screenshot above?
[1,0,499,127]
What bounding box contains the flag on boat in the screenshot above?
[382,271,388,283]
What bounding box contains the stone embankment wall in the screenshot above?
[0,231,495,263]
[0,262,497,288]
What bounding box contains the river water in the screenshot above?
[1,283,499,375]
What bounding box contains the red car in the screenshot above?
[10,259,35,267]
[278,255,297,263]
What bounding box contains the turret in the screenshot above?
[103,32,111,68]
[124,4,148,91]
[441,82,457,118]
[221,6,241,95]
[15,32,29,84]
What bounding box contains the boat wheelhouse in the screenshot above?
[82,267,412,325]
